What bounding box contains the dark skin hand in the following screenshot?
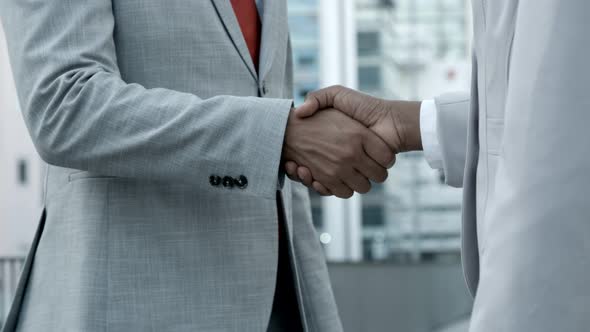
[282,108,395,198]
[286,86,422,195]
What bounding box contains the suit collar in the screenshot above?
[211,0,258,81]
[211,0,288,84]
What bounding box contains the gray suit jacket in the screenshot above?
[435,1,590,330]
[0,0,342,331]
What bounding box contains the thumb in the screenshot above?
[294,85,343,118]
[294,98,320,118]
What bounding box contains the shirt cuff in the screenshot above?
[420,99,443,170]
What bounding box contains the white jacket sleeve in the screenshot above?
[432,92,470,187]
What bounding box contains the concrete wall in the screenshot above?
[328,263,473,332]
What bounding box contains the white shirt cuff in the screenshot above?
[420,99,443,170]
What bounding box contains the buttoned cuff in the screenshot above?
[420,99,443,170]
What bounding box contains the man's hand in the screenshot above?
[282,108,395,198]
[285,86,423,195]
[297,86,422,152]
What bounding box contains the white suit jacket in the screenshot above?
[428,1,590,331]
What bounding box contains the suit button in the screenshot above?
[223,176,234,188]
[209,175,221,186]
[261,81,268,95]
[234,175,248,189]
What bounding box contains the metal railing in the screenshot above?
[0,257,25,328]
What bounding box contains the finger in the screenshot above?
[285,163,302,183]
[362,130,397,168]
[354,150,389,184]
[285,161,299,177]
[287,173,300,182]
[312,181,332,196]
[295,85,346,118]
[341,169,372,194]
[296,166,314,187]
[321,180,354,199]
[294,100,320,118]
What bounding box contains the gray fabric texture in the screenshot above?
[0,0,342,331]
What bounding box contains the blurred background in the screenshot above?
[0,0,473,331]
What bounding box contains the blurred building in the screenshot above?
[290,0,471,263]
[357,0,471,263]
[0,25,42,258]
[287,0,321,106]
[0,24,42,326]
[287,0,330,240]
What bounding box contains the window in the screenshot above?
[358,66,382,91]
[362,205,385,227]
[288,2,320,106]
[357,31,380,56]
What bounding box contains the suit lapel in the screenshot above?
[211,0,258,81]
[258,0,289,83]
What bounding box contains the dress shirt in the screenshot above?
[420,99,444,170]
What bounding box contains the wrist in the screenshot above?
[386,100,423,152]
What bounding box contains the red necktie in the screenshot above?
[230,0,262,71]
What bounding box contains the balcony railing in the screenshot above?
[0,257,25,328]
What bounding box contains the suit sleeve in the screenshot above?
[290,181,313,236]
[0,0,291,199]
[433,92,470,188]
[470,1,590,330]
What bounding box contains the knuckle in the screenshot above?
[325,168,339,179]
[353,129,364,141]
[344,149,357,163]
[328,85,344,97]
[338,147,355,163]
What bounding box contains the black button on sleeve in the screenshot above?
[261,81,268,95]
[209,175,221,187]
[234,175,248,189]
[222,176,234,188]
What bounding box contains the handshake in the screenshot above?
[282,86,423,198]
